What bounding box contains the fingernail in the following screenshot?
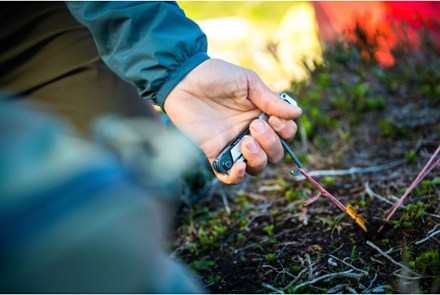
[252,120,266,134]
[270,117,284,131]
[245,139,258,153]
[239,168,246,177]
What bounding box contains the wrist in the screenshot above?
[159,53,210,112]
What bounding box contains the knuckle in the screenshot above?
[269,150,284,164]
[265,136,284,163]
[277,121,297,141]
[264,131,281,148]
[245,150,267,172]
[248,155,267,169]
[291,122,298,136]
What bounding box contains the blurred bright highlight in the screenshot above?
[180,1,322,91]
[181,1,440,87]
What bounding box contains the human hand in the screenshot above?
[164,59,302,184]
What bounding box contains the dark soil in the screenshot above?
[171,22,440,294]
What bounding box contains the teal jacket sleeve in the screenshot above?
[66,1,210,109]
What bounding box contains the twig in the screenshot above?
[294,159,407,181]
[416,232,440,245]
[327,257,338,267]
[424,212,440,219]
[276,241,301,247]
[364,182,400,207]
[382,248,400,256]
[283,267,309,291]
[262,283,284,294]
[345,286,359,294]
[428,224,440,234]
[262,264,296,279]
[221,192,231,215]
[415,224,440,245]
[305,254,314,280]
[262,264,297,286]
[329,284,358,294]
[370,285,392,293]
[239,191,267,201]
[328,284,351,294]
[244,211,268,231]
[366,241,419,276]
[370,257,385,265]
[365,182,440,219]
[362,273,378,294]
[234,229,297,253]
[262,264,280,273]
[328,255,369,275]
[393,270,422,280]
[291,270,365,292]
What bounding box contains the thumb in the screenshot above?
[246,71,302,120]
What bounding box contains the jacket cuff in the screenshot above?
[156,52,210,111]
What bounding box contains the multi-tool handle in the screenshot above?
[212,93,302,175]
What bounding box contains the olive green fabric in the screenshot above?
[0,2,158,134]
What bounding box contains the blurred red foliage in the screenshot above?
[313,1,440,67]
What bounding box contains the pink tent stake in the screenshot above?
[378,144,440,233]
[293,169,368,232]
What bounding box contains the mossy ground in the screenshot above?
[171,22,440,294]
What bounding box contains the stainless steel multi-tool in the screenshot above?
[212,93,303,175]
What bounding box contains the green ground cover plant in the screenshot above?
[171,21,440,293]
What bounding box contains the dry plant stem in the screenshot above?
[261,283,283,294]
[305,254,314,280]
[393,271,424,280]
[364,182,397,207]
[262,264,297,286]
[283,267,310,291]
[291,270,365,292]
[234,228,297,253]
[345,286,359,294]
[417,233,440,245]
[365,182,440,219]
[221,192,231,215]
[362,273,378,294]
[328,284,358,294]
[379,144,440,233]
[415,224,440,245]
[366,241,421,277]
[328,255,369,275]
[328,284,352,294]
[294,159,407,181]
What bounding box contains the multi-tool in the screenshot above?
[212,93,368,232]
[212,93,303,175]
